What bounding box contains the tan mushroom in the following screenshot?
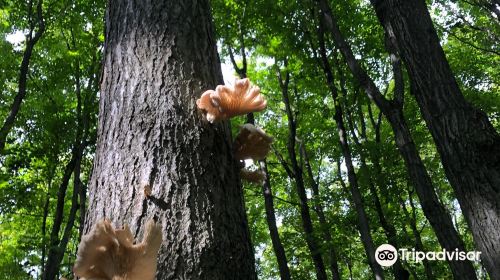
[73,219,162,280]
[234,124,273,161]
[197,78,267,122]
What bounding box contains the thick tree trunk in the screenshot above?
[370,1,500,277]
[317,25,385,280]
[316,1,479,278]
[84,1,256,279]
[277,64,328,280]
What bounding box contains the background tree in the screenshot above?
[370,1,500,277]
[0,0,44,152]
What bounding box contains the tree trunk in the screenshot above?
[40,166,56,274]
[317,24,385,280]
[84,1,256,279]
[228,43,292,280]
[260,161,292,280]
[277,62,328,280]
[43,54,89,280]
[370,1,500,277]
[386,109,478,279]
[42,149,78,280]
[0,0,45,152]
[301,143,342,280]
[343,99,408,280]
[316,0,479,278]
[398,188,434,280]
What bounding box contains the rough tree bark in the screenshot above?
[317,24,385,280]
[84,1,256,279]
[370,1,500,277]
[0,0,45,152]
[316,0,478,278]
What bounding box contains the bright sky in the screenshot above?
[5,30,25,44]
[221,58,237,86]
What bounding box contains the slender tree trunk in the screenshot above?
[42,150,77,280]
[386,109,477,279]
[43,149,85,280]
[260,161,292,280]
[40,168,56,274]
[370,1,500,277]
[41,192,50,271]
[300,143,342,280]
[49,163,80,278]
[316,1,479,278]
[228,44,292,280]
[346,258,354,280]
[366,105,430,279]
[0,0,45,152]
[317,24,385,280]
[398,189,434,280]
[84,1,256,279]
[341,63,408,280]
[43,56,88,280]
[41,143,61,273]
[344,104,408,280]
[277,62,328,280]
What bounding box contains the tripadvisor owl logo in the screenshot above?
[375,244,398,267]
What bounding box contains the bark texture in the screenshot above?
[84,1,256,279]
[370,1,500,278]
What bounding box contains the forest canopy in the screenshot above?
[0,0,499,279]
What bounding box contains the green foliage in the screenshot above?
[0,0,497,279]
[0,0,103,278]
[214,0,497,279]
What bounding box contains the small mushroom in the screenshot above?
[234,124,273,161]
